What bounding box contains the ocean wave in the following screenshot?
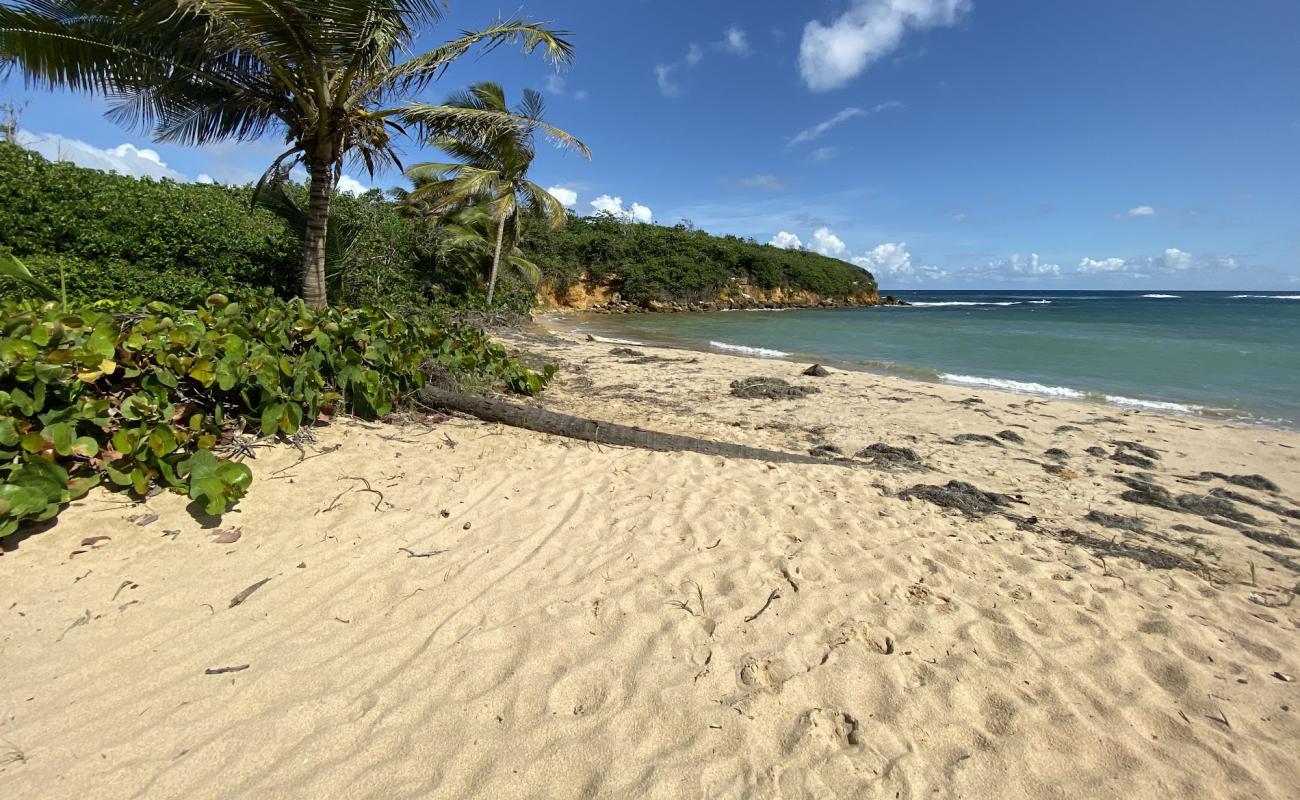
[1141,294,1180,298]
[907,301,1023,307]
[1028,300,1052,304]
[709,340,790,358]
[939,373,1086,399]
[1230,294,1300,300]
[1102,395,1197,414]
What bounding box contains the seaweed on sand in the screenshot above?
[952,433,1005,448]
[855,443,927,471]
[730,377,820,400]
[898,480,1036,527]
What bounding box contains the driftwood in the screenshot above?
[419,389,849,468]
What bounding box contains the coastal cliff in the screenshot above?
[538,273,891,313]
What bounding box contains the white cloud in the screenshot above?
[723,26,751,56]
[1125,204,1156,218]
[810,147,838,161]
[195,173,215,185]
[654,64,679,97]
[545,74,567,95]
[738,174,788,191]
[685,43,704,65]
[16,129,186,181]
[574,90,590,101]
[1077,256,1129,273]
[854,241,913,276]
[799,0,972,91]
[1161,247,1192,270]
[769,231,804,250]
[590,194,652,223]
[811,226,847,257]
[547,186,578,207]
[336,175,369,196]
[787,102,899,147]
[1006,253,1060,276]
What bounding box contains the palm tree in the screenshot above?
[0,0,575,308]
[403,82,586,305]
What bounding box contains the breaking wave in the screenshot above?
[1141,294,1180,298]
[709,341,790,358]
[1230,294,1300,300]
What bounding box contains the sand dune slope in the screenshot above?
[3,336,1299,799]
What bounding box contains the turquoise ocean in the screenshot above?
[565,291,1300,429]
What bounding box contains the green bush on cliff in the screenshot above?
[0,294,552,540]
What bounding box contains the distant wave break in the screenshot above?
[1230,294,1300,300]
[907,301,1022,307]
[940,373,1202,415]
[1141,294,1180,298]
[709,341,790,358]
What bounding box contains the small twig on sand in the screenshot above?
[111,580,137,602]
[271,443,341,476]
[744,589,782,623]
[399,547,446,559]
[340,476,387,511]
[229,578,272,608]
[704,538,722,550]
[204,664,249,675]
[56,609,90,642]
[0,740,27,766]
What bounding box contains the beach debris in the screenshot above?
[321,476,388,513]
[398,547,447,558]
[1056,528,1206,573]
[608,347,646,358]
[1044,448,1071,462]
[1054,425,1084,434]
[955,397,984,406]
[802,364,832,377]
[1274,672,1295,682]
[1085,446,1108,457]
[1113,475,1260,525]
[808,443,843,458]
[1112,441,1161,461]
[1238,529,1300,551]
[951,433,1005,448]
[130,512,159,527]
[56,609,91,642]
[204,664,249,675]
[1043,465,1078,479]
[228,577,272,608]
[855,443,927,471]
[743,588,782,623]
[111,580,138,602]
[1208,488,1300,521]
[1111,451,1157,469]
[729,377,819,400]
[898,480,1031,524]
[1184,473,1281,493]
[80,536,111,548]
[996,430,1026,444]
[211,528,242,544]
[161,529,181,540]
[1085,510,1148,533]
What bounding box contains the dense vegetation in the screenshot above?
[0,293,550,538]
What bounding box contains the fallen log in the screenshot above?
[419,388,850,468]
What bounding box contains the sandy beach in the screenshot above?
[2,323,1298,799]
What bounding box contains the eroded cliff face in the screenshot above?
[537,274,881,314]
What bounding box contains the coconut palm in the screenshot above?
[403,82,585,305]
[0,0,575,308]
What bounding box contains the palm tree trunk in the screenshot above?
[302,160,333,309]
[487,212,507,305]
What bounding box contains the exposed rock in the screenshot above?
[729,377,820,400]
[996,430,1026,445]
[802,364,832,377]
[879,295,911,306]
[952,433,1005,448]
[855,443,927,471]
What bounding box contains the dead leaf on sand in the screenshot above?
[211,528,242,544]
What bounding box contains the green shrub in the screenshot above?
[0,294,552,540]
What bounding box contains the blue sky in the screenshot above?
[5,0,1299,289]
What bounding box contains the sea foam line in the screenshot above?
[939,373,1086,398]
[1230,294,1300,300]
[709,340,790,358]
[1103,395,1197,414]
[907,301,1022,307]
[1141,294,1180,298]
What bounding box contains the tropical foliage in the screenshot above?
[0,0,576,307]
[405,81,587,304]
[0,293,552,540]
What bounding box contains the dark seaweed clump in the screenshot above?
[730,377,820,400]
[855,443,927,471]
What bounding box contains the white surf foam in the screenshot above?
[1103,395,1198,414]
[709,341,790,358]
[1028,300,1052,304]
[1230,294,1300,300]
[907,301,1022,307]
[1141,294,1180,298]
[939,373,1086,399]
[585,334,644,345]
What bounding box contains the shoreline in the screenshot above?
[540,310,1299,432]
[3,321,1299,798]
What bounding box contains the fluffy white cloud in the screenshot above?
[654,64,679,97]
[799,0,973,91]
[590,194,652,223]
[195,174,215,185]
[788,102,899,147]
[1126,205,1156,217]
[811,226,847,257]
[1077,256,1129,273]
[769,231,803,250]
[336,175,369,196]
[546,186,578,207]
[1161,247,1192,270]
[1007,253,1061,276]
[545,74,567,95]
[854,241,913,276]
[685,43,704,65]
[723,25,751,56]
[17,129,186,181]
